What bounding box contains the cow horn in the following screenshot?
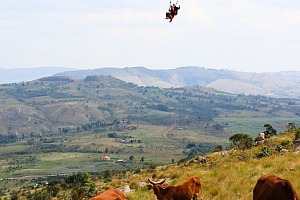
[148,178,166,185]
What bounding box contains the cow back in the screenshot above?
[253,175,299,200]
[90,188,126,200]
[174,176,202,200]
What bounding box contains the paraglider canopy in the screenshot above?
[165,1,180,22]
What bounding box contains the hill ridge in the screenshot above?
[55,66,300,98]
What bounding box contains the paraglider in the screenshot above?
[165,1,180,22]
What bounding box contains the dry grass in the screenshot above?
[98,130,300,200]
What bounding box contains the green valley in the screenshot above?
[0,75,300,181]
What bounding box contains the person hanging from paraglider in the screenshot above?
[170,2,180,16]
[165,1,180,22]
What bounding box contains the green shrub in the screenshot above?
[255,146,271,158]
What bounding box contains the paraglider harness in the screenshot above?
[165,1,180,22]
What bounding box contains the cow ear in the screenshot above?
[146,184,154,190]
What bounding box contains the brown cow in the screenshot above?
[253,175,299,200]
[90,188,126,200]
[147,176,202,200]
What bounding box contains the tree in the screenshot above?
[287,122,296,131]
[10,191,21,200]
[214,145,223,152]
[30,188,52,200]
[263,124,277,138]
[129,155,135,162]
[47,180,62,197]
[295,128,300,146]
[103,170,112,182]
[229,133,253,150]
[103,170,112,179]
[65,172,95,199]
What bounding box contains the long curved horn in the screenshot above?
[148,178,166,185]
[148,178,155,185]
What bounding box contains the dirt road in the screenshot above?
[162,124,177,142]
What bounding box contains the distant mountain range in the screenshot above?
[0,67,76,84]
[1,66,300,98]
[55,66,300,98]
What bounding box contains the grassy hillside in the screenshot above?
[100,129,300,200]
[3,127,298,199]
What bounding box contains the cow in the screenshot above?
[90,188,126,200]
[253,174,299,200]
[255,132,266,145]
[147,176,202,200]
[199,157,208,164]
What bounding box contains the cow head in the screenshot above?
[147,178,167,190]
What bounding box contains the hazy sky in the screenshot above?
[1,0,300,72]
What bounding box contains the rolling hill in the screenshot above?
[55,66,300,98]
[1,75,300,137]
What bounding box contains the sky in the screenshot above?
[0,0,300,73]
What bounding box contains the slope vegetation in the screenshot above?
[101,129,300,200]
[1,75,300,136]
